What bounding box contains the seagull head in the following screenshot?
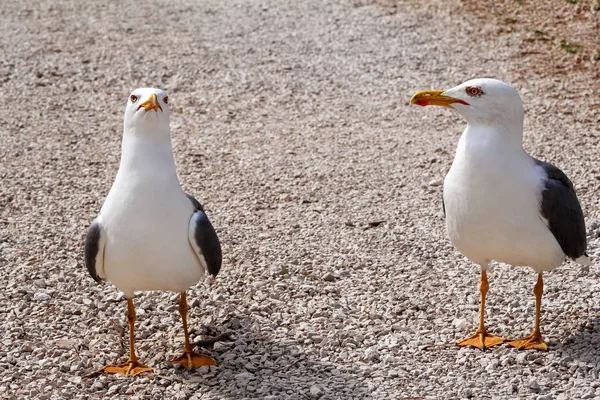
[411,78,524,129]
[123,88,171,138]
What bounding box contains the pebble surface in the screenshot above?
[1,0,600,399]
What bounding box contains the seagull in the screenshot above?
[410,78,588,351]
[84,88,222,375]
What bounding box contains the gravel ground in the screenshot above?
[2,1,600,399]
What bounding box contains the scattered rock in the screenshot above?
[310,385,325,398]
[235,372,255,387]
[528,380,541,393]
[1,2,599,400]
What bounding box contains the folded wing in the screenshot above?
[84,219,106,283]
[535,159,587,260]
[186,194,222,277]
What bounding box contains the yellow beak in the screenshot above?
[137,93,163,112]
[410,90,469,108]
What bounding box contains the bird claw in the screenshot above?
[171,351,216,370]
[104,360,153,376]
[508,332,548,351]
[457,329,505,350]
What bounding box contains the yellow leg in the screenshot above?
[457,270,505,350]
[508,273,549,351]
[170,292,217,370]
[104,298,153,376]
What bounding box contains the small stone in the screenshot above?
[34,292,51,301]
[321,273,336,282]
[55,339,78,350]
[20,345,33,353]
[197,365,211,374]
[309,334,323,344]
[107,385,120,395]
[33,279,46,288]
[485,360,499,373]
[309,385,325,398]
[452,318,468,330]
[428,179,442,187]
[383,355,395,363]
[560,356,573,367]
[235,372,255,387]
[213,342,229,351]
[581,390,595,399]
[38,359,51,367]
[91,381,104,390]
[364,348,380,362]
[500,355,514,367]
[527,379,541,393]
[462,388,473,398]
[537,395,553,400]
[229,318,242,330]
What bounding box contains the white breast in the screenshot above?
[443,127,565,272]
[98,136,203,297]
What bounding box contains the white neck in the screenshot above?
[117,132,180,188]
[461,120,525,156]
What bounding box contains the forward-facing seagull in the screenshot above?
[84,88,222,375]
[411,78,588,350]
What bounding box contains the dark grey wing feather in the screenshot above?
[535,158,587,260]
[84,221,105,284]
[186,194,222,277]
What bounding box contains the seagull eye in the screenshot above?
[130,94,138,103]
[466,86,483,97]
[163,96,169,105]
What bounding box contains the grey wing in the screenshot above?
[186,194,222,277]
[535,159,587,260]
[84,219,106,284]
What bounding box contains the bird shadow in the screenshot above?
[179,314,374,399]
[81,309,374,400]
[554,315,600,366]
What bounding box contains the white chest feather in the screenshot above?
[98,136,203,296]
[443,127,564,271]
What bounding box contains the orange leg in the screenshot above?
[508,273,549,351]
[170,292,216,370]
[104,298,153,376]
[457,270,505,350]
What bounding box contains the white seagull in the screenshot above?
[411,78,588,350]
[84,88,222,375]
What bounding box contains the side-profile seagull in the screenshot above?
[85,88,222,375]
[411,78,588,351]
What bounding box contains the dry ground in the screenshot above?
[1,0,600,399]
